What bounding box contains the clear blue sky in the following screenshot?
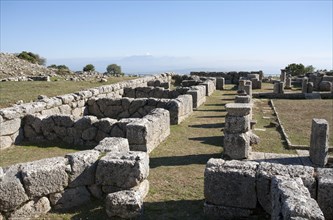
[1,0,332,74]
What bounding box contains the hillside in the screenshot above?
[0,53,56,79]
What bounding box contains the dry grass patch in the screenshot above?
[0,76,136,108]
[274,99,333,146]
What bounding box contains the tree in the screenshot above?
[16,51,46,65]
[106,64,123,76]
[284,63,305,76]
[83,64,95,72]
[47,64,71,75]
[304,65,315,73]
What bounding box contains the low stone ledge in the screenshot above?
[94,137,129,153]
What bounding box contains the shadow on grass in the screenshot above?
[189,123,225,129]
[141,199,206,220]
[195,109,226,112]
[204,103,227,106]
[188,136,223,147]
[18,140,94,151]
[150,153,221,168]
[196,115,225,119]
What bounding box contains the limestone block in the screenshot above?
[65,150,100,187]
[96,151,149,189]
[273,82,280,94]
[58,94,75,104]
[203,202,253,219]
[287,165,316,198]
[204,159,258,209]
[0,108,23,120]
[0,165,29,212]
[216,77,225,90]
[94,118,117,133]
[58,105,72,115]
[319,81,332,91]
[225,103,251,116]
[307,82,314,93]
[271,175,324,220]
[8,197,51,219]
[105,180,149,219]
[87,184,103,199]
[224,114,250,134]
[74,116,98,131]
[302,77,309,93]
[41,107,60,116]
[317,168,333,219]
[0,135,12,149]
[235,95,251,103]
[21,157,69,197]
[310,118,329,167]
[94,137,129,153]
[49,186,91,210]
[223,132,250,159]
[0,118,21,136]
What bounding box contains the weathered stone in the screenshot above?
[317,168,333,219]
[235,95,251,103]
[223,132,250,159]
[65,150,100,187]
[8,197,51,219]
[319,81,332,91]
[225,103,251,116]
[82,127,97,141]
[87,184,103,199]
[307,82,314,93]
[74,116,98,131]
[310,118,329,167]
[216,77,225,90]
[94,118,117,133]
[0,118,21,136]
[0,135,12,149]
[204,159,258,209]
[58,105,72,115]
[105,180,149,219]
[271,175,324,220]
[0,165,29,212]
[96,151,149,189]
[50,186,91,210]
[94,137,129,153]
[21,157,69,197]
[224,114,250,134]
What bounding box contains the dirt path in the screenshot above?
[142,89,236,219]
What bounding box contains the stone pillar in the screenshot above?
[244,81,252,97]
[238,80,245,91]
[302,77,309,94]
[279,82,284,94]
[280,69,286,84]
[307,82,313,93]
[223,103,252,159]
[216,77,225,90]
[273,82,280,94]
[310,118,329,167]
[285,76,292,89]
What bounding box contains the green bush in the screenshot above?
[83,64,95,72]
[16,51,46,65]
[106,64,123,76]
[47,64,71,75]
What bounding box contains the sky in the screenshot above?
[1,0,332,74]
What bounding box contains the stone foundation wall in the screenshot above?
[0,74,172,149]
[191,71,264,84]
[22,108,170,153]
[204,159,332,219]
[253,92,333,99]
[0,137,149,219]
[87,95,193,125]
[123,85,206,109]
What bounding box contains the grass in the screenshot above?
[0,76,135,108]
[273,99,333,146]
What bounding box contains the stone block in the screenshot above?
[319,81,332,91]
[307,82,314,93]
[105,180,149,219]
[21,157,69,197]
[310,118,329,167]
[204,159,258,209]
[317,168,333,219]
[216,77,225,90]
[0,118,21,136]
[94,137,130,153]
[223,132,250,159]
[93,118,117,133]
[96,151,149,189]
[0,165,29,212]
[87,184,103,199]
[235,95,251,103]
[271,175,324,220]
[0,136,12,149]
[8,197,51,219]
[65,150,100,187]
[81,127,97,141]
[225,103,251,116]
[49,186,91,210]
[224,114,250,134]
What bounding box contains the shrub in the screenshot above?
[16,51,46,65]
[83,64,95,72]
[106,64,123,76]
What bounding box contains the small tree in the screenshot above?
[304,65,315,73]
[17,51,46,65]
[83,64,95,72]
[285,63,305,76]
[106,64,123,76]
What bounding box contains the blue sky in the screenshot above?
[1,0,332,74]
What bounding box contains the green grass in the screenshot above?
[0,76,136,108]
[273,99,333,147]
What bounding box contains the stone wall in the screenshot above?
[0,74,172,149]
[204,159,331,219]
[190,71,264,84]
[22,108,170,153]
[87,95,193,125]
[123,85,206,109]
[0,137,149,219]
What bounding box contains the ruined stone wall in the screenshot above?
[22,108,170,153]
[122,85,206,109]
[0,137,150,219]
[191,71,264,84]
[0,74,172,149]
[87,95,193,125]
[204,159,332,219]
